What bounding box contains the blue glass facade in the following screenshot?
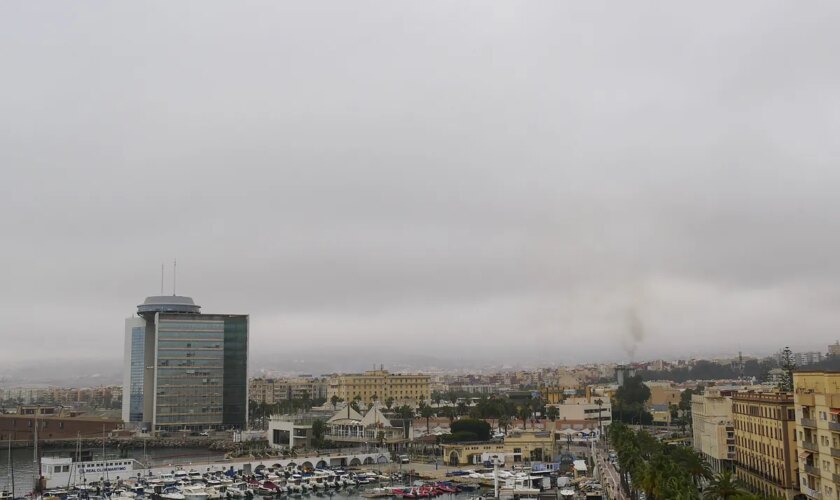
[128,326,145,422]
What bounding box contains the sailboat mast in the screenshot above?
[9,437,14,496]
[6,438,12,495]
[32,408,39,494]
[102,425,108,482]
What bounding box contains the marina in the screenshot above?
[0,445,604,500]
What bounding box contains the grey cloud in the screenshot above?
[2,1,840,370]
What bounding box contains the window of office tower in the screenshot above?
[128,327,145,422]
[156,317,225,429]
[222,316,248,428]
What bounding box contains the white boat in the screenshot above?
[362,487,397,498]
[159,473,177,486]
[160,487,187,500]
[182,485,211,500]
[111,488,138,500]
[226,483,252,498]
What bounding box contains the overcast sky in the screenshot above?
[2,1,840,372]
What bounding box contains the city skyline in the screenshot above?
[3,2,840,370]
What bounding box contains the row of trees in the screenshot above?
[609,422,768,499]
[249,397,327,428]
[637,358,780,384]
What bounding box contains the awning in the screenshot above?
[800,450,812,459]
[831,409,840,416]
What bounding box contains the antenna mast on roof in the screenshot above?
[161,263,164,296]
[173,259,177,296]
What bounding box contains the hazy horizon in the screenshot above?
[3,2,840,372]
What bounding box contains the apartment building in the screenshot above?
[793,371,840,500]
[645,381,681,407]
[550,395,612,435]
[248,377,328,405]
[732,390,799,499]
[691,388,735,473]
[327,369,430,406]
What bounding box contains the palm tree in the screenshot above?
[420,404,434,434]
[330,395,339,410]
[545,406,559,422]
[497,414,510,434]
[517,405,530,429]
[456,401,467,416]
[670,447,712,488]
[440,405,456,425]
[703,470,748,500]
[385,397,395,410]
[350,394,362,413]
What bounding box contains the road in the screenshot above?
[593,447,628,500]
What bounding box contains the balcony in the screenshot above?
[829,422,840,432]
[831,448,840,458]
[797,393,816,406]
[834,473,840,484]
[802,418,817,428]
[804,464,819,476]
[802,440,819,452]
[801,485,821,499]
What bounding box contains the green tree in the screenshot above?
[497,414,510,433]
[613,376,653,424]
[517,405,530,429]
[608,422,702,500]
[311,418,327,448]
[330,395,340,410]
[384,396,395,410]
[456,401,468,416]
[450,418,491,441]
[420,403,435,434]
[779,346,796,392]
[545,405,559,421]
[396,405,415,420]
[703,469,748,499]
[441,405,456,424]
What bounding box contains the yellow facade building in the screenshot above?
[732,390,800,499]
[442,430,556,465]
[646,382,681,408]
[540,386,591,405]
[793,371,840,500]
[327,370,430,406]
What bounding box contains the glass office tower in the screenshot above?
[122,295,248,432]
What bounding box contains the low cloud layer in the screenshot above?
[2,2,840,370]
